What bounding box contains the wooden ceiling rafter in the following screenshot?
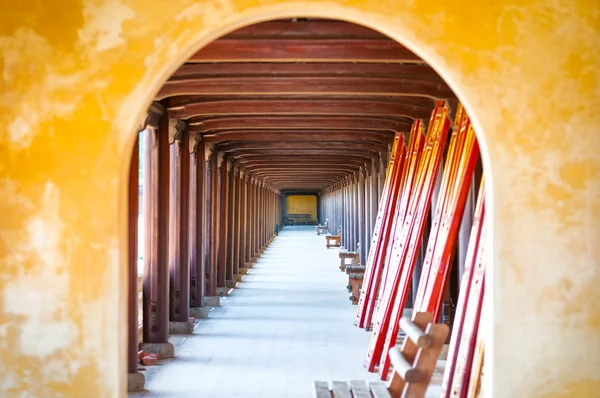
[158,18,456,191]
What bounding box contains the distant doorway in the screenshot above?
[285,194,318,225]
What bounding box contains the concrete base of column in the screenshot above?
[190,306,211,318]
[140,342,174,359]
[169,321,195,334]
[233,274,244,282]
[250,256,259,263]
[244,262,254,268]
[216,286,232,296]
[226,279,238,288]
[204,296,220,306]
[127,372,145,392]
[239,267,250,275]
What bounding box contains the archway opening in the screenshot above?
[125,16,489,397]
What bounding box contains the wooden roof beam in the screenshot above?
[157,76,455,99]
[168,98,433,120]
[189,39,421,63]
[188,115,412,133]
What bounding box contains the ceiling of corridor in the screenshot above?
[160,18,457,192]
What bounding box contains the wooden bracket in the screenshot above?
[204,142,214,163]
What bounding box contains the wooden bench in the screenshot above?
[314,380,391,398]
[339,242,360,271]
[346,264,365,305]
[316,220,329,235]
[313,312,448,398]
[286,213,310,225]
[325,227,342,248]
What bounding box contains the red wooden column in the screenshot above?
[369,159,378,253]
[254,179,260,255]
[202,146,216,299]
[358,168,366,263]
[212,154,223,291]
[232,166,242,277]
[239,171,248,271]
[344,177,350,248]
[225,159,236,286]
[167,119,194,334]
[189,134,207,317]
[127,133,144,392]
[254,179,260,254]
[245,174,253,265]
[217,154,229,291]
[352,174,358,251]
[141,102,174,358]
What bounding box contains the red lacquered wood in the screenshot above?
[355,133,404,327]
[364,101,450,372]
[440,178,485,397]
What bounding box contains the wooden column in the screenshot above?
[226,160,236,283]
[211,153,222,290]
[128,134,140,376]
[142,103,172,354]
[189,134,204,308]
[217,154,228,288]
[254,179,260,254]
[203,147,215,297]
[245,174,253,263]
[233,167,242,275]
[168,119,190,323]
[358,168,366,263]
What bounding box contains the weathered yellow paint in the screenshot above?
[0,1,598,397]
[285,195,318,222]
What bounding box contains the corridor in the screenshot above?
[132,226,379,397]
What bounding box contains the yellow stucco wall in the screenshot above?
[285,195,318,222]
[0,1,598,397]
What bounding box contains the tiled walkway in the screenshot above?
[131,226,381,397]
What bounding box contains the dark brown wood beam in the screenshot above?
[202,130,394,144]
[157,76,454,99]
[169,98,433,120]
[189,39,421,63]
[188,115,412,133]
[172,62,442,80]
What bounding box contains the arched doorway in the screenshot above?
[0,2,598,397]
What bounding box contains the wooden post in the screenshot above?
[358,168,366,263]
[212,154,222,289]
[189,133,204,309]
[168,118,190,323]
[233,167,242,275]
[127,134,140,375]
[203,147,215,297]
[217,154,228,288]
[141,103,173,357]
[226,160,235,283]
[245,174,252,264]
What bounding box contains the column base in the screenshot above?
[190,306,211,318]
[233,274,244,282]
[169,321,195,334]
[127,372,145,392]
[244,262,254,268]
[250,256,259,263]
[238,267,250,275]
[226,279,238,288]
[140,342,174,359]
[204,296,220,306]
[216,286,232,296]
